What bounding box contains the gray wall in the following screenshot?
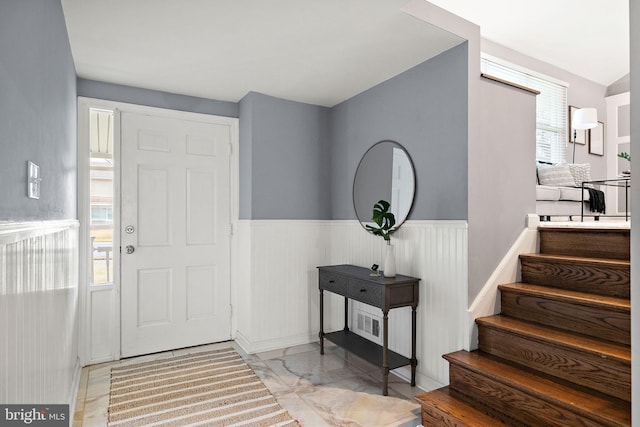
[330,43,469,220]
[0,0,77,221]
[606,73,630,97]
[77,78,238,118]
[238,44,468,221]
[629,1,638,421]
[469,78,537,300]
[238,94,254,220]
[238,92,331,219]
[77,42,468,223]
[0,0,79,408]
[482,40,607,177]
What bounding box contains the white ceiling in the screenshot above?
[61,0,629,108]
[427,0,629,87]
[61,0,463,107]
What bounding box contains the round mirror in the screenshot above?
[353,140,416,232]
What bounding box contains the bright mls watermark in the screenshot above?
[0,405,68,426]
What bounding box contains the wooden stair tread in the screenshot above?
[415,386,513,426]
[444,350,631,425]
[520,253,630,267]
[499,282,630,311]
[418,227,632,426]
[538,226,630,234]
[476,315,630,363]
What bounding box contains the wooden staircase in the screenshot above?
[415,227,631,426]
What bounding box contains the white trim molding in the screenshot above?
[466,214,539,351]
[76,97,240,365]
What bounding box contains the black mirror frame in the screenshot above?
[352,140,416,234]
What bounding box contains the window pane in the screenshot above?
[89,108,114,285]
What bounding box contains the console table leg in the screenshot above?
[319,289,324,355]
[411,304,417,386]
[382,310,389,396]
[343,296,349,331]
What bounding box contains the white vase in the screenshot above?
[383,244,396,278]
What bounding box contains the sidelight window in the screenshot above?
[89,108,114,284]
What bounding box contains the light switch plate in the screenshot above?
[27,161,41,199]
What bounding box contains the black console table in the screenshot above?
[317,264,420,395]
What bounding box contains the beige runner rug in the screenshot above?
[108,347,300,426]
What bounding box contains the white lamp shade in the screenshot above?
[573,108,598,130]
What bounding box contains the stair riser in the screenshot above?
[422,403,515,427]
[478,326,631,402]
[421,409,514,427]
[520,258,630,298]
[417,388,514,427]
[449,363,624,427]
[421,410,472,427]
[500,291,631,345]
[417,228,632,427]
[539,229,630,260]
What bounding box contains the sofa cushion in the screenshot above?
[558,186,590,202]
[536,185,561,201]
[537,163,576,187]
[568,163,594,188]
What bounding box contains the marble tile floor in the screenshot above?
[74,340,431,427]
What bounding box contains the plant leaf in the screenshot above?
[368,199,396,241]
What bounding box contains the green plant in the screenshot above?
[365,200,396,244]
[618,151,631,162]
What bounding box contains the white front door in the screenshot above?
[120,110,234,357]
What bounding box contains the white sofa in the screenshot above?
[536,162,599,221]
[536,184,592,220]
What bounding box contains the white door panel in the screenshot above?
[120,111,232,357]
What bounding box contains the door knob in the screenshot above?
[125,245,135,254]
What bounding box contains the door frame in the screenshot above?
[605,92,631,216]
[77,97,239,365]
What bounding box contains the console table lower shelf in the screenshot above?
[317,264,420,396]
[323,330,412,370]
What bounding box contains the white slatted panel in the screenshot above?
[0,221,80,405]
[244,221,332,350]
[234,220,467,387]
[329,221,468,385]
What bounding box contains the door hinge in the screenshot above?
[229,223,234,236]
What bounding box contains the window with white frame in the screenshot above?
[481,55,568,164]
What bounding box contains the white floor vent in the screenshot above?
[356,311,380,339]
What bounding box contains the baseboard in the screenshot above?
[233,331,252,355]
[68,357,83,421]
[234,331,316,355]
[392,366,445,393]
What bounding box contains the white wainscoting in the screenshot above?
[234,219,468,388]
[234,220,333,353]
[0,220,80,406]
